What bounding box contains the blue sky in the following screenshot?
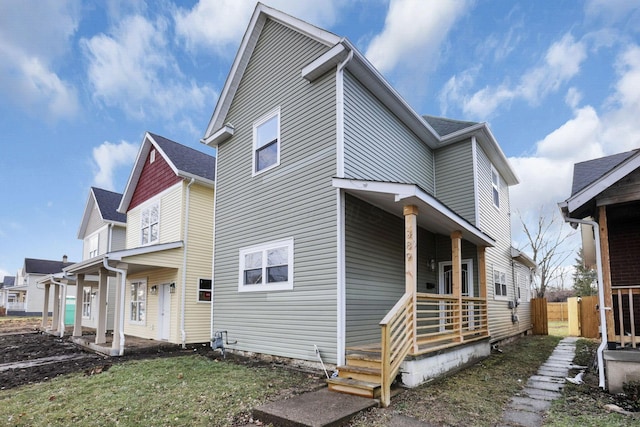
[1,0,639,280]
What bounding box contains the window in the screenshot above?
[494,268,507,298]
[130,281,146,323]
[253,108,280,174]
[518,273,531,302]
[82,287,92,319]
[239,238,293,292]
[491,166,500,208]
[88,234,99,258]
[141,202,159,245]
[198,279,212,302]
[150,149,156,164]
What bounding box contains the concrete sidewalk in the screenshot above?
[500,337,580,427]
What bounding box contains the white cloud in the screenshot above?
[444,33,587,120]
[0,0,80,120]
[82,14,216,122]
[92,140,138,191]
[365,0,470,75]
[174,0,345,55]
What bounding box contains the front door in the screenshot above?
[439,260,474,330]
[158,284,171,340]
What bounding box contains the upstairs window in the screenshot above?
[494,268,507,298]
[239,238,293,292]
[253,108,280,174]
[198,278,212,302]
[88,234,99,258]
[141,202,159,245]
[491,166,500,209]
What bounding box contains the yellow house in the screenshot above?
[65,132,215,355]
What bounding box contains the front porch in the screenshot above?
[71,331,180,356]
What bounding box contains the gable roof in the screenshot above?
[423,115,478,137]
[563,149,640,215]
[77,187,126,239]
[201,3,518,186]
[119,132,216,213]
[24,258,74,275]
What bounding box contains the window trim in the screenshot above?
[88,233,99,258]
[129,280,147,325]
[493,267,508,300]
[238,238,294,292]
[252,107,281,176]
[491,165,500,209]
[82,286,92,319]
[197,278,212,303]
[140,200,160,246]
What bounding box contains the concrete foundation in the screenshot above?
[400,338,491,387]
[604,349,640,393]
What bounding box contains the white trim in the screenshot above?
[139,200,160,246]
[108,241,184,261]
[302,43,349,82]
[238,238,294,293]
[252,107,281,176]
[336,189,346,365]
[492,266,508,300]
[471,136,480,227]
[335,47,352,178]
[197,278,212,303]
[491,165,500,210]
[438,259,474,297]
[202,124,234,147]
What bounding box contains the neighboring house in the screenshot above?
[559,149,640,393]
[1,276,17,312]
[10,257,74,317]
[201,4,534,405]
[64,132,215,356]
[39,187,127,336]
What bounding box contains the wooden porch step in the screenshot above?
[337,364,381,383]
[326,377,381,399]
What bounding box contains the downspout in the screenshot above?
[560,213,608,389]
[49,277,66,338]
[335,44,353,366]
[181,178,196,348]
[103,257,127,356]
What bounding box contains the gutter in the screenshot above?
[181,178,196,348]
[103,258,127,356]
[559,209,608,389]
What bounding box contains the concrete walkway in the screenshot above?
[500,337,580,427]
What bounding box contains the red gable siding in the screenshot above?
[129,148,182,211]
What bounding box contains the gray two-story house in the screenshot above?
[202,3,534,405]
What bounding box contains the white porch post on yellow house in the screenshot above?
[404,204,418,352]
[111,269,124,353]
[451,230,463,342]
[41,283,50,329]
[52,283,61,333]
[96,268,108,344]
[73,274,84,337]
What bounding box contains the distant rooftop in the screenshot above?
[571,149,640,196]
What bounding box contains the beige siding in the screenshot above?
[213,19,339,363]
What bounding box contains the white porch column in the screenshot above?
[41,283,50,329]
[95,268,108,344]
[52,284,61,333]
[404,205,418,352]
[451,230,463,342]
[111,270,124,353]
[74,274,84,337]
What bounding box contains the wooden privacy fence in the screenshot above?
[547,302,568,321]
[568,296,599,338]
[531,298,548,335]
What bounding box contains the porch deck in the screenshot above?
[71,333,182,357]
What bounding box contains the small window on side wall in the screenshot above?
[198,279,212,302]
[491,166,500,209]
[494,268,507,299]
[253,108,280,174]
[239,238,293,292]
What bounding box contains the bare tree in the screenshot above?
[518,208,576,298]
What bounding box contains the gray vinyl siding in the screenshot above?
[213,19,339,363]
[110,225,127,252]
[343,72,434,192]
[476,145,518,342]
[434,141,476,225]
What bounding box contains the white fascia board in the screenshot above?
[77,190,96,239]
[177,172,215,189]
[148,134,181,177]
[260,3,340,46]
[108,241,184,261]
[567,154,640,213]
[202,124,234,147]
[302,43,348,82]
[64,257,107,275]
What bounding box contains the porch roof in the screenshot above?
[332,178,495,247]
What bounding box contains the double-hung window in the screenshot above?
[141,202,159,245]
[82,287,92,319]
[253,108,280,174]
[494,268,507,298]
[198,278,212,302]
[239,238,293,292]
[88,234,99,258]
[491,166,500,209]
[130,281,146,324]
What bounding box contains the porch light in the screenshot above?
[150,285,158,295]
[169,283,176,293]
[429,259,436,272]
